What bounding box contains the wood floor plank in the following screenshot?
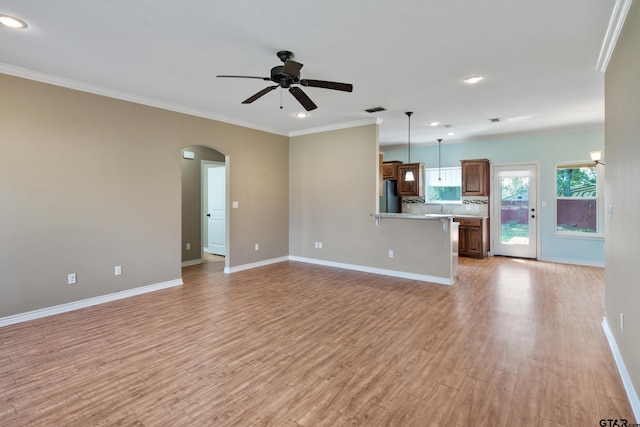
[0,256,635,425]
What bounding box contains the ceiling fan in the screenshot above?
[216,50,353,111]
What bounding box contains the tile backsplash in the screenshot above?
[402,196,489,216]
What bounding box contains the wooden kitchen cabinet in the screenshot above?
[455,217,488,258]
[461,159,490,196]
[397,163,424,197]
[382,161,403,180]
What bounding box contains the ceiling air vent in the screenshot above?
[443,124,453,128]
[365,106,386,113]
[489,117,501,123]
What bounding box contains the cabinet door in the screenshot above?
[397,163,424,196]
[467,227,483,255]
[462,160,489,196]
[458,227,468,253]
[382,163,399,180]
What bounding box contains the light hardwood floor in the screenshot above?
[0,257,634,426]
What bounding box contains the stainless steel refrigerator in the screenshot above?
[379,180,401,213]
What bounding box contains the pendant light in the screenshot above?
[405,112,415,182]
[437,138,443,181]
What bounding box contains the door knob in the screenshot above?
[207,213,211,217]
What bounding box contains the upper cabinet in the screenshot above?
[461,159,490,196]
[382,161,403,180]
[397,163,424,197]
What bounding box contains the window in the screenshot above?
[555,163,602,236]
[425,167,461,203]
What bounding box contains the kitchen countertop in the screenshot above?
[370,213,455,220]
[370,213,488,220]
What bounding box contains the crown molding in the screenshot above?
[597,0,634,72]
[288,118,380,137]
[0,63,287,136]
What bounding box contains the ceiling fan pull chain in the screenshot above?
[280,87,283,109]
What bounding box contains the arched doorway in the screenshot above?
[181,145,228,270]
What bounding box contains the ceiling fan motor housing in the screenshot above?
[270,65,299,88]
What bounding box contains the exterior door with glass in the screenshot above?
[492,164,538,259]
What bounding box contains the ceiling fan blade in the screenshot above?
[289,87,317,111]
[283,59,303,77]
[300,79,353,92]
[217,75,271,80]
[242,86,278,104]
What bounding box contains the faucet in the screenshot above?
[440,203,445,213]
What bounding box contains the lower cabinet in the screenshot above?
[455,217,488,258]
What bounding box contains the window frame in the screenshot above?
[553,161,604,239]
[424,166,462,204]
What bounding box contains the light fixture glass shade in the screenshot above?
[590,150,602,162]
[405,169,415,182]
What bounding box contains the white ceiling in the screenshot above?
[0,0,614,147]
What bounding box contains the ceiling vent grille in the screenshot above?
[443,124,453,128]
[365,106,386,113]
[489,117,501,122]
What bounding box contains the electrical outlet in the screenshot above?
[318,242,323,249]
[255,243,259,251]
[620,312,624,331]
[115,265,122,276]
[186,243,191,251]
[232,201,239,208]
[68,273,77,285]
[388,250,394,258]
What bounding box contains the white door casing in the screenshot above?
[203,162,226,256]
[492,163,538,259]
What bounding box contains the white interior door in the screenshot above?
[205,163,226,256]
[492,164,538,259]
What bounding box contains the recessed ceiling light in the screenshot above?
[507,115,534,121]
[463,75,484,84]
[295,112,308,118]
[429,121,440,127]
[0,14,28,29]
[447,132,455,136]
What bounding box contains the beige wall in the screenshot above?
[289,125,379,263]
[0,74,289,317]
[289,125,456,280]
[604,0,640,408]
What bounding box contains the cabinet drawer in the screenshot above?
[456,219,481,227]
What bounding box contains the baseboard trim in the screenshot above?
[538,256,605,268]
[181,258,202,267]
[602,317,640,422]
[0,278,184,328]
[289,256,454,285]
[223,256,289,274]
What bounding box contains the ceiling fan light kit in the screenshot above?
[217,50,353,111]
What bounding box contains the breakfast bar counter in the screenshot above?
[368,213,458,285]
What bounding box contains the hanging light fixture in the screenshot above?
[405,112,415,181]
[437,138,443,181]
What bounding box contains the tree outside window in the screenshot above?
[425,167,461,203]
[555,164,599,234]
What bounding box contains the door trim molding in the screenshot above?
[490,161,541,259]
[201,160,226,259]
